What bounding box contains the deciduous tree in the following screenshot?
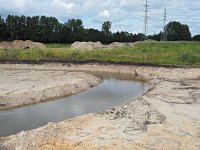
[166,21,191,41]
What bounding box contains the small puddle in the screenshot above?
[0,73,148,137]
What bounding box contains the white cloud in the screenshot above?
[101,10,110,18]
[0,0,199,35]
[50,0,81,19]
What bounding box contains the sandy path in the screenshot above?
[0,69,102,110]
[0,63,200,150]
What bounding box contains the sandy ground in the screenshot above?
[0,69,102,110]
[0,63,200,150]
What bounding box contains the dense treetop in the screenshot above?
[0,15,199,43]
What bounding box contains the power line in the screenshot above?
[161,8,167,41]
[143,0,150,40]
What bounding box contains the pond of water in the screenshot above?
[0,75,148,137]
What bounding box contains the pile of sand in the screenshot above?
[71,41,136,50]
[108,42,138,48]
[108,40,158,48]
[107,42,127,49]
[0,41,11,49]
[71,41,106,50]
[133,39,158,45]
[0,40,46,50]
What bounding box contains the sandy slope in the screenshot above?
[0,63,200,150]
[0,70,102,110]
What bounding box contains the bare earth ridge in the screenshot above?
[0,70,102,110]
[0,63,200,150]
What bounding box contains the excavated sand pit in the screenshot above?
[0,63,200,150]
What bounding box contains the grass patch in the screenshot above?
[45,43,71,48]
[0,41,200,67]
[178,51,199,63]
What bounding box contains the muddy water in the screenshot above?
[0,77,148,137]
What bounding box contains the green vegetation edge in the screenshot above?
[0,41,200,67]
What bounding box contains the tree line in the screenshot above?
[0,15,199,43]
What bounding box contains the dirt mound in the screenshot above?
[0,41,11,49]
[133,39,159,45]
[71,41,135,50]
[0,40,46,50]
[107,42,136,49]
[71,41,106,50]
[107,42,126,49]
[126,42,135,47]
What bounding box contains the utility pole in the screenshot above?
[143,0,149,40]
[161,8,167,41]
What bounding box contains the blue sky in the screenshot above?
[0,0,199,35]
